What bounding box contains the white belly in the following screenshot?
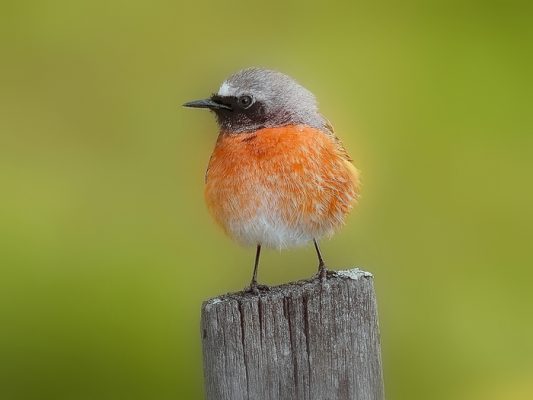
[224,205,317,249]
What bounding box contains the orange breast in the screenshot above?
[204,125,360,248]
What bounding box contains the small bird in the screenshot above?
[184,68,360,292]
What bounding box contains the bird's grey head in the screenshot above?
[184,68,328,133]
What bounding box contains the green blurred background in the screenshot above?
[1,0,532,399]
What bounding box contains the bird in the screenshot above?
[184,68,360,293]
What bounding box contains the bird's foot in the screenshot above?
[315,265,336,282]
[245,282,270,295]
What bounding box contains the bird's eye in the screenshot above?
[238,95,253,109]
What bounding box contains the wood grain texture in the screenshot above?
[201,269,384,400]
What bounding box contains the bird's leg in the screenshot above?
[250,244,261,291]
[314,239,333,281]
[247,244,269,294]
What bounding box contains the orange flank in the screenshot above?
[204,125,360,249]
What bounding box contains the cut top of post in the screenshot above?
[203,268,373,308]
[201,269,384,400]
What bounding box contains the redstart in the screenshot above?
[184,68,360,292]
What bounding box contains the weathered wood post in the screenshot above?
[201,268,384,400]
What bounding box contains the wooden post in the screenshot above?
[200,269,384,400]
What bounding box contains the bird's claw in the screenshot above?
[246,283,270,295]
[315,266,336,282]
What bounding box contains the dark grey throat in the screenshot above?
[211,95,328,134]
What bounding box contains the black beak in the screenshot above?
[182,98,232,111]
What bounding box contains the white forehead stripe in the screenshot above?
[218,81,234,96]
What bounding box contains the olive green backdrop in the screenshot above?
[1,1,532,399]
